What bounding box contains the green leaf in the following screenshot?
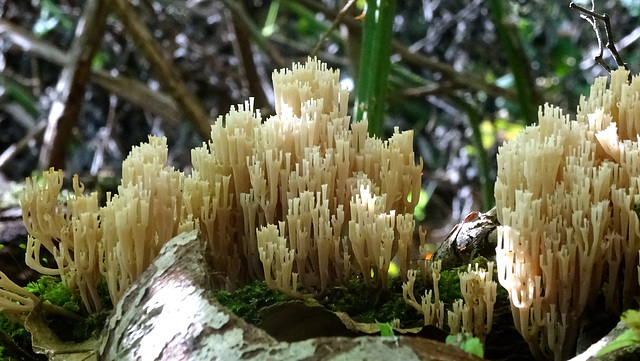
[91,51,109,71]
[261,0,280,37]
[622,309,640,332]
[446,333,484,358]
[597,329,639,356]
[353,0,396,137]
[33,0,73,37]
[377,322,395,337]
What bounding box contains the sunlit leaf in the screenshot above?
[377,322,395,337]
[33,0,73,37]
[597,329,639,356]
[446,333,484,358]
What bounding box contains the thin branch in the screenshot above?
[39,0,110,169]
[0,121,47,170]
[391,44,518,101]
[91,72,181,124]
[109,0,212,139]
[0,328,39,361]
[0,19,183,124]
[400,83,459,98]
[291,0,518,101]
[570,2,630,79]
[219,0,286,69]
[0,20,69,65]
[309,0,357,58]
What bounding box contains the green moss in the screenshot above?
[324,276,423,328]
[23,275,111,343]
[437,255,506,306]
[438,268,463,305]
[215,258,511,332]
[214,281,290,324]
[67,310,110,342]
[0,314,31,349]
[25,276,80,313]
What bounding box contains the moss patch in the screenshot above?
[0,313,41,360]
[212,257,509,332]
[214,281,290,325]
[323,276,423,328]
[24,275,111,342]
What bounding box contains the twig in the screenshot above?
[91,72,181,124]
[391,43,518,101]
[39,0,110,169]
[291,0,518,102]
[570,1,630,79]
[0,19,183,124]
[0,20,69,65]
[309,0,357,58]
[580,26,640,70]
[109,0,212,139]
[227,4,272,114]
[0,329,39,361]
[0,121,47,170]
[219,0,286,69]
[400,83,459,98]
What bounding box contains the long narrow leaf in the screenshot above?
[353,0,396,137]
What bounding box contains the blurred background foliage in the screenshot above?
[1,0,639,242]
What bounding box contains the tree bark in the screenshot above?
[432,207,498,269]
[99,231,483,361]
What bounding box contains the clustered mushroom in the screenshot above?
[495,69,640,360]
[402,260,496,343]
[16,58,423,316]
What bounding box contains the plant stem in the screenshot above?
[353,0,396,137]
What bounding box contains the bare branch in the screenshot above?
[109,0,212,139]
[570,1,630,80]
[0,19,183,124]
[293,0,518,101]
[310,0,357,58]
[39,0,109,169]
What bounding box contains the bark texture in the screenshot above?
[99,230,482,361]
[432,207,498,268]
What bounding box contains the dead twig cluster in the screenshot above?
[570,1,631,80]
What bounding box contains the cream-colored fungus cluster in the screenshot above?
[495,69,640,360]
[20,138,195,312]
[13,58,423,318]
[402,260,497,343]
